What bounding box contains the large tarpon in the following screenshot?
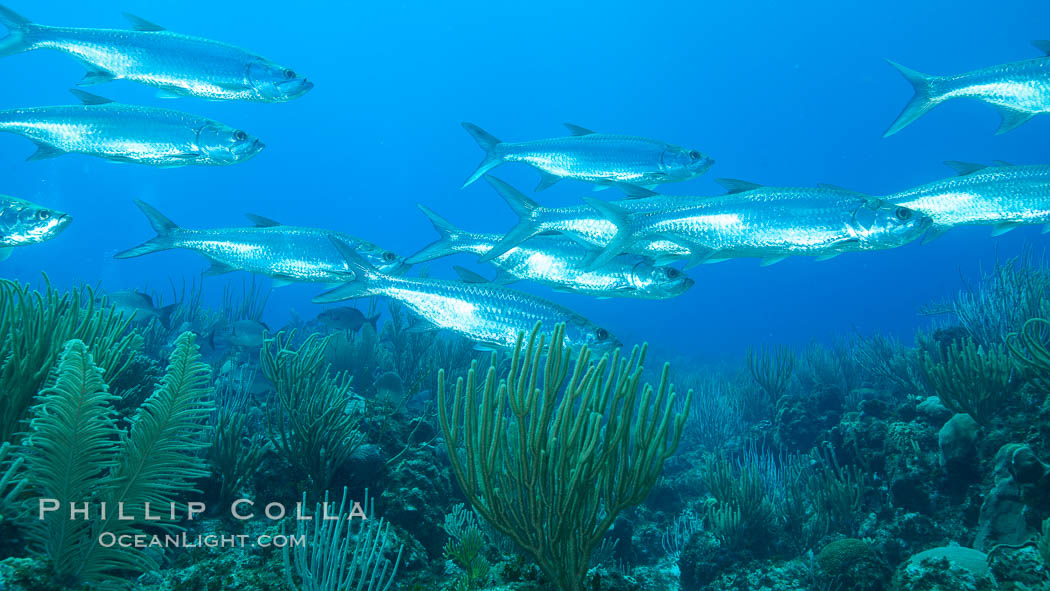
[0,90,263,166]
[886,161,1050,238]
[408,204,694,299]
[316,237,621,352]
[115,200,408,282]
[884,41,1050,136]
[0,194,70,259]
[480,176,694,264]
[0,5,312,102]
[462,122,713,193]
[582,180,932,268]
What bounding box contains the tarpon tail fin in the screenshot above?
[581,197,637,269]
[313,237,385,303]
[479,176,540,263]
[0,5,38,57]
[113,200,181,258]
[406,204,468,264]
[461,122,504,188]
[883,60,943,137]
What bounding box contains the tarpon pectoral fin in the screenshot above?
[123,13,167,32]
[715,178,763,194]
[1042,224,1050,235]
[156,88,184,99]
[563,123,597,136]
[70,89,115,105]
[245,213,282,227]
[943,161,987,175]
[994,106,1034,135]
[991,222,1022,236]
[0,248,12,262]
[921,227,949,245]
[78,70,115,86]
[617,184,659,199]
[759,256,788,267]
[26,142,65,161]
[815,253,841,262]
[271,278,294,288]
[492,271,518,285]
[1032,40,1050,56]
[452,266,491,284]
[655,233,717,269]
[534,171,561,192]
[204,261,238,276]
[992,160,1015,167]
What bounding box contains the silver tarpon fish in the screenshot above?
[886,161,1050,238]
[480,176,693,264]
[0,5,312,102]
[115,200,408,282]
[316,237,621,352]
[462,122,713,192]
[583,180,932,268]
[885,41,1050,136]
[0,90,263,166]
[408,204,694,299]
[0,194,70,259]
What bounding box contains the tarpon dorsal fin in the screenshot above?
[564,123,597,136]
[943,160,987,175]
[1032,40,1050,56]
[817,183,866,196]
[70,89,114,105]
[715,178,762,194]
[245,213,282,227]
[123,13,166,32]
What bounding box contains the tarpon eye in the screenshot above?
[37,210,50,220]
[283,69,296,79]
[688,150,701,160]
[665,267,680,279]
[234,131,248,142]
[596,328,609,340]
[383,252,396,262]
[894,207,913,222]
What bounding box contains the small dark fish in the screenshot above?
[101,290,176,329]
[317,307,380,333]
[0,194,70,260]
[374,371,404,399]
[209,319,269,350]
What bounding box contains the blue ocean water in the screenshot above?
[2,0,1049,361]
